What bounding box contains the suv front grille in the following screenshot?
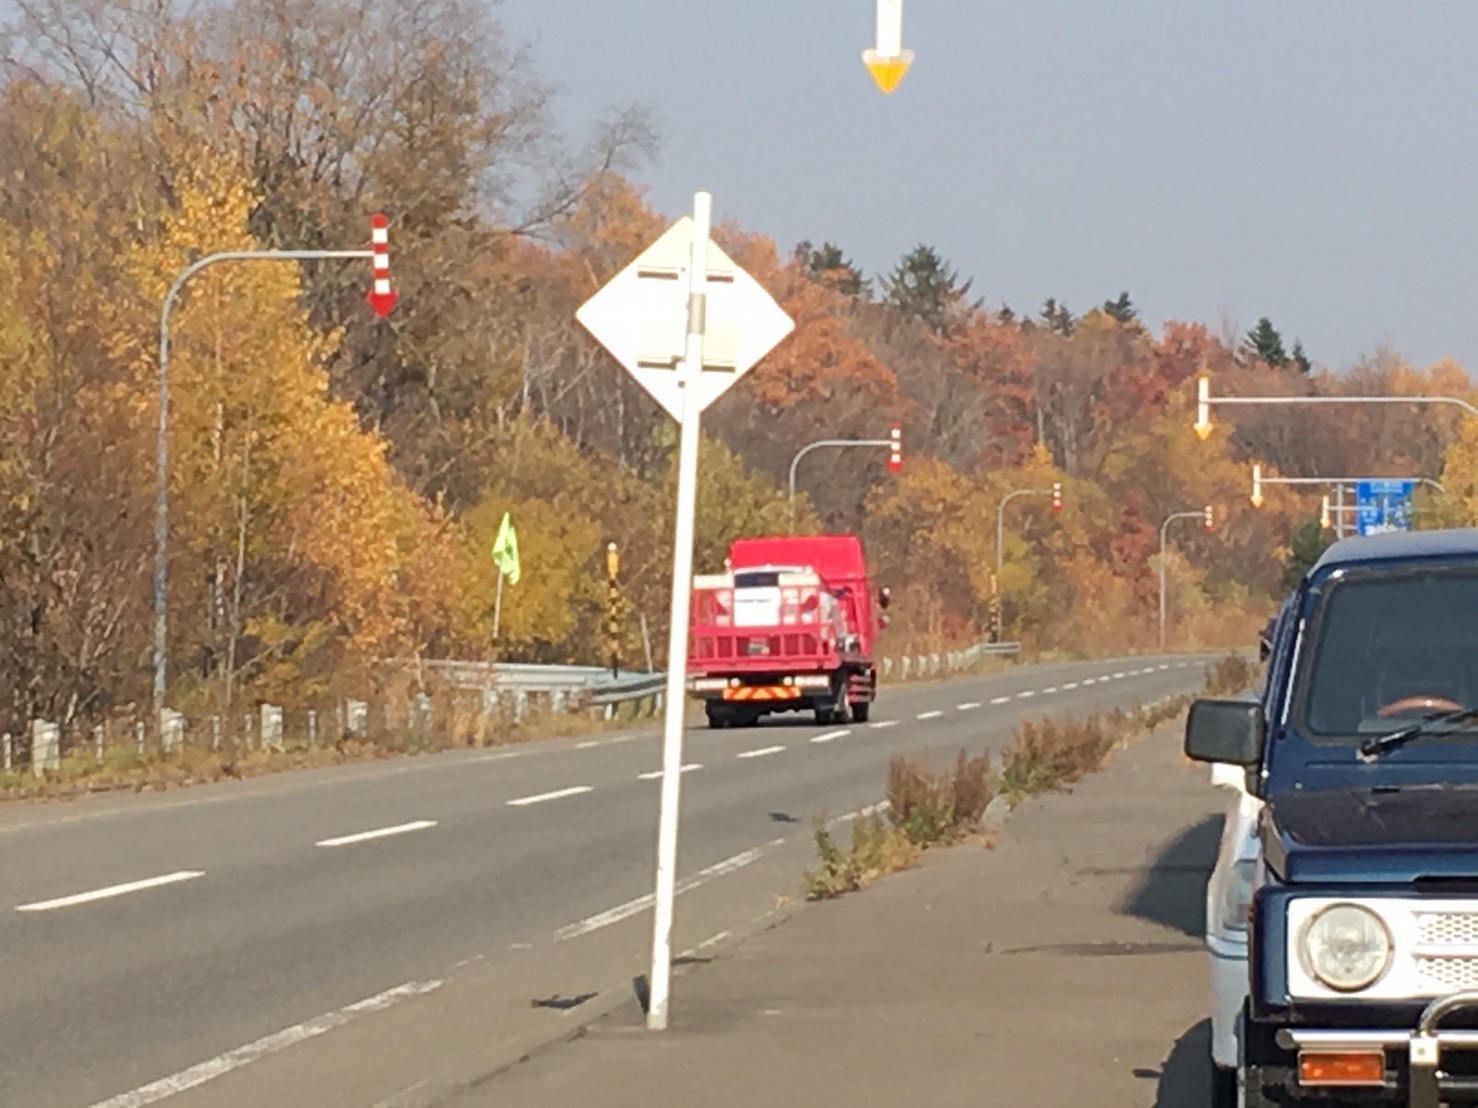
[1418,912,1478,947]
[1417,956,1478,992]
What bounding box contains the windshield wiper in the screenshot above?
[1359,708,1478,761]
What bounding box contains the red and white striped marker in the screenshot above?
[367,213,397,318]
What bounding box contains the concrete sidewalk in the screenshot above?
[450,723,1226,1108]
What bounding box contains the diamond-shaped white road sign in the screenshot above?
[575,217,795,423]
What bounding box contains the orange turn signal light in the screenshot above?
[1298,1050,1385,1086]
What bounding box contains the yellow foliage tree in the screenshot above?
[113,146,440,707]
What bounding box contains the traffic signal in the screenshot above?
[1203,504,1215,531]
[887,423,902,473]
[1250,464,1264,508]
[1051,482,1062,513]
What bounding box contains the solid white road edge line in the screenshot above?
[506,785,594,807]
[315,820,437,848]
[810,730,851,744]
[16,871,205,913]
[88,979,443,1108]
[554,839,786,941]
[737,746,785,759]
[637,764,702,780]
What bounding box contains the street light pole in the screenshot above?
[153,248,381,712]
[994,487,1052,641]
[1159,510,1205,650]
[786,437,890,531]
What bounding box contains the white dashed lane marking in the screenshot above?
[637,765,701,780]
[506,786,593,807]
[957,702,981,711]
[917,710,943,720]
[17,871,205,913]
[810,730,851,745]
[316,821,437,848]
[737,746,785,760]
[990,696,1011,705]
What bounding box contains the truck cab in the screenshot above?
[1187,530,1478,1107]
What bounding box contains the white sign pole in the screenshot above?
[646,189,711,1032]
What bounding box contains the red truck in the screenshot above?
[686,534,889,728]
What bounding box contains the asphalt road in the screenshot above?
[0,654,1213,1108]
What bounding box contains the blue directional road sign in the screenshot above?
[1355,479,1416,536]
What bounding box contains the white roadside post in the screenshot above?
[576,190,795,1031]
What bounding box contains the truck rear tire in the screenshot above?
[705,705,731,729]
[816,682,851,726]
[851,701,871,723]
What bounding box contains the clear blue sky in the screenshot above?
[498,0,1478,375]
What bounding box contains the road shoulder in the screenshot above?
[453,721,1225,1108]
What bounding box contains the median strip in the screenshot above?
[17,870,206,913]
[315,820,437,848]
[506,785,593,807]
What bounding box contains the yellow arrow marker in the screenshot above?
[863,0,913,95]
[863,50,913,94]
[1193,375,1213,440]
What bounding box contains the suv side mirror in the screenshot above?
[878,587,891,610]
[1185,699,1266,767]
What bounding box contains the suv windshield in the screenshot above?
[1299,567,1478,740]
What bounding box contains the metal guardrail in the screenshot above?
[411,639,1016,713]
[418,660,650,691]
[411,660,668,717]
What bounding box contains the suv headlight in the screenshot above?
[1300,903,1393,992]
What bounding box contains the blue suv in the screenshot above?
[1187,530,1478,1107]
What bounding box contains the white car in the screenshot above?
[1206,761,1263,1107]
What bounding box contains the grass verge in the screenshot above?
[805,651,1259,899]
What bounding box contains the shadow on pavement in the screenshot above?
[1151,1019,1213,1107]
[1116,814,1221,938]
